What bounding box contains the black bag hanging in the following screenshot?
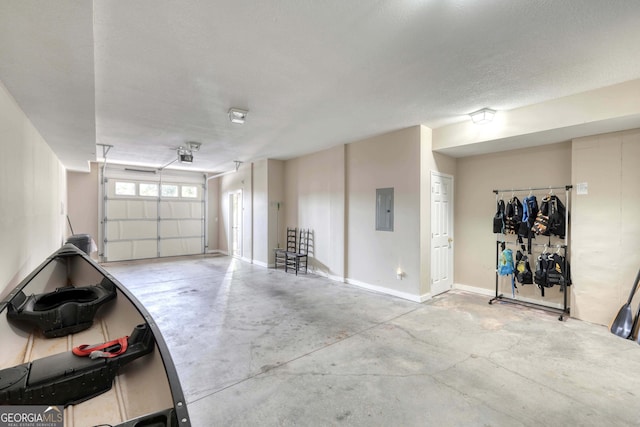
[520,195,538,253]
[505,196,523,235]
[534,253,549,296]
[522,195,539,229]
[532,196,550,236]
[515,236,533,285]
[515,250,533,285]
[493,199,506,233]
[547,252,572,287]
[547,195,566,238]
[517,220,530,238]
[545,254,564,287]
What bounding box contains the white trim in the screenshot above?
[453,283,496,297]
[309,268,345,283]
[253,259,269,268]
[327,273,346,283]
[240,256,253,264]
[229,189,243,259]
[206,249,228,255]
[345,278,424,303]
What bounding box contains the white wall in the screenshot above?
[571,130,640,325]
[252,160,269,267]
[267,159,285,265]
[454,142,572,307]
[433,79,640,156]
[0,79,66,297]
[284,145,345,279]
[281,126,457,301]
[346,127,421,300]
[67,162,99,247]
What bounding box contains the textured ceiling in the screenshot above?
[2,1,640,172]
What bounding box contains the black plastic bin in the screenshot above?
[66,234,93,255]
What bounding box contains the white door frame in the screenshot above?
[229,190,243,258]
[430,171,454,296]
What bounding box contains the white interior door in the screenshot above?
[431,172,454,296]
[230,190,242,258]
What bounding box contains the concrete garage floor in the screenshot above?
[103,255,640,426]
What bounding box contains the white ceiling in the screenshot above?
[2,1,640,172]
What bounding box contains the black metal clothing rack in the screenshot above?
[488,185,572,321]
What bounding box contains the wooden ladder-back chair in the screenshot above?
[286,229,309,275]
[275,227,297,270]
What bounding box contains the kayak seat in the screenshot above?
[0,323,154,407]
[6,278,117,338]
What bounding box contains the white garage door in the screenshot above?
[101,167,205,262]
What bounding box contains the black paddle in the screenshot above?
[610,268,640,338]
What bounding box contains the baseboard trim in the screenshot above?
[327,273,346,283]
[345,278,423,303]
[206,249,228,255]
[253,260,269,268]
[419,293,432,303]
[453,283,495,297]
[311,269,345,283]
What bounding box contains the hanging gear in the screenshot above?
[532,196,551,236]
[493,199,506,233]
[505,196,523,235]
[534,250,571,297]
[532,194,567,238]
[519,195,538,253]
[498,247,515,276]
[534,252,550,296]
[514,236,533,285]
[515,251,533,285]
[547,196,567,238]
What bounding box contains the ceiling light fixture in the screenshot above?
[469,108,496,124]
[187,141,201,152]
[228,108,248,124]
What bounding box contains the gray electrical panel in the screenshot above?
[376,188,394,231]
